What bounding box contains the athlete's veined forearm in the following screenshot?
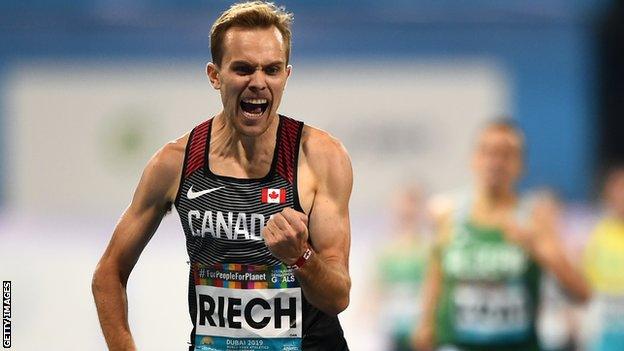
[91,149,174,350]
[294,253,350,316]
[92,264,137,351]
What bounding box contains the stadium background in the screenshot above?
[0,1,622,350]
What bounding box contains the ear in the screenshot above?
[206,62,221,90]
[284,64,292,89]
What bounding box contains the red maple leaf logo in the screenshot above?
[269,191,279,199]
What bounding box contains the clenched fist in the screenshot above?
[262,208,309,265]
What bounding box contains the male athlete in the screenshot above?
[412,120,590,351]
[584,165,624,350]
[92,2,352,351]
[374,185,432,351]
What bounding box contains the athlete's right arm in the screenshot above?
[91,137,186,351]
[413,248,442,351]
[412,200,453,351]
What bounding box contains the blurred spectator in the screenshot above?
[373,184,433,351]
[583,165,624,351]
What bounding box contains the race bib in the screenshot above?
[453,281,531,344]
[193,263,302,351]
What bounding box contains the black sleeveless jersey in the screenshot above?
[174,115,348,351]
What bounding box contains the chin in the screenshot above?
[236,123,266,137]
[235,113,274,137]
[484,182,512,194]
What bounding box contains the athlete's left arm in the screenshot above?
[528,227,592,303]
[263,132,352,316]
[295,136,353,316]
[505,198,591,303]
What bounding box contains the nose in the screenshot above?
[248,68,267,92]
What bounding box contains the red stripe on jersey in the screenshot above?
[184,119,211,179]
[276,117,301,184]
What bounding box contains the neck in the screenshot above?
[211,112,279,164]
[475,185,517,210]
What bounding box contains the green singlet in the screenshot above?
[434,195,541,351]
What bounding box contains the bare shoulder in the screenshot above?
[427,193,458,247]
[140,132,190,204]
[300,125,351,176]
[427,193,456,226]
[155,133,188,168]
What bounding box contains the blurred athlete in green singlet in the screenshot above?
[412,119,591,351]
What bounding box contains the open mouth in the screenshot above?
[240,98,269,118]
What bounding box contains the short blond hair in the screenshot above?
[210,1,293,66]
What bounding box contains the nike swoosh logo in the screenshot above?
[186,185,226,199]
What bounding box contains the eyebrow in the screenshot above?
[230,60,285,67]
